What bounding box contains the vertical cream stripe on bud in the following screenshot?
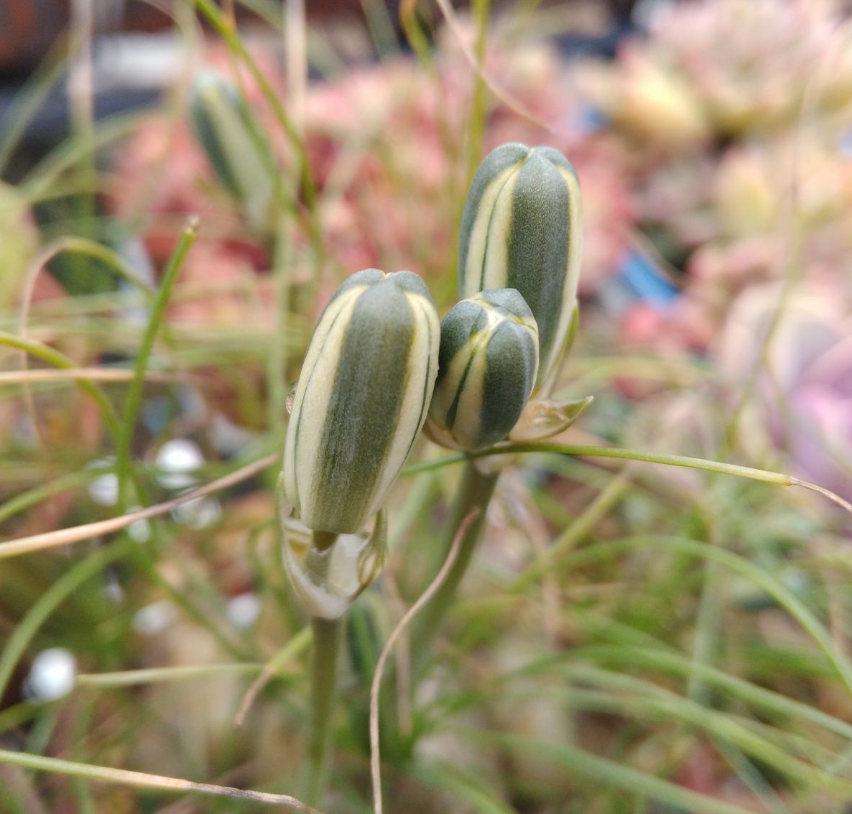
[190,72,274,230]
[426,288,538,452]
[458,143,582,391]
[283,269,439,534]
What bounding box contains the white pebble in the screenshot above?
[156,439,204,489]
[132,600,176,636]
[227,592,261,629]
[127,517,152,543]
[26,648,76,701]
[88,473,119,506]
[173,497,221,530]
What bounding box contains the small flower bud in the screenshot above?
[458,143,582,391]
[283,269,440,534]
[426,289,538,452]
[190,72,273,230]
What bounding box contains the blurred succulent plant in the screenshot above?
[714,148,778,239]
[584,0,852,144]
[579,51,709,149]
[718,281,852,503]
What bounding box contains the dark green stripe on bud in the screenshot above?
[283,269,440,534]
[427,289,538,452]
[190,72,274,230]
[458,143,581,391]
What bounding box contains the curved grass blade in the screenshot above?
[0,748,324,812]
[555,536,852,698]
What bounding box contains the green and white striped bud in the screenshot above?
[283,269,440,535]
[426,289,538,452]
[458,143,582,392]
[190,72,274,231]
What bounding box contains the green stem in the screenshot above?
[76,663,265,687]
[306,616,342,806]
[116,221,197,510]
[402,442,793,486]
[410,461,499,675]
[378,462,498,762]
[465,0,490,183]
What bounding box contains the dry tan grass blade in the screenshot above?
[0,747,325,812]
[0,453,279,560]
[0,368,190,385]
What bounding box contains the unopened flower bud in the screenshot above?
[190,72,273,230]
[282,269,440,534]
[426,289,538,452]
[458,143,582,391]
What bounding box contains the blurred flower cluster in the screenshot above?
[584,0,852,146]
[575,0,852,496]
[719,281,852,502]
[580,0,852,322]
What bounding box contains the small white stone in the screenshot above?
[127,517,152,543]
[155,439,204,489]
[227,592,261,629]
[103,577,125,604]
[89,473,119,506]
[173,497,221,530]
[132,600,176,635]
[123,507,152,543]
[27,648,76,701]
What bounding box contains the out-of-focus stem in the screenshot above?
[409,460,499,675]
[378,461,498,762]
[305,615,341,807]
[466,0,491,182]
[305,528,341,806]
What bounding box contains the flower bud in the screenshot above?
[458,143,582,391]
[283,269,440,534]
[426,289,538,452]
[190,72,273,230]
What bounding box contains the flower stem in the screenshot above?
[409,460,499,675]
[378,461,498,761]
[305,615,342,807]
